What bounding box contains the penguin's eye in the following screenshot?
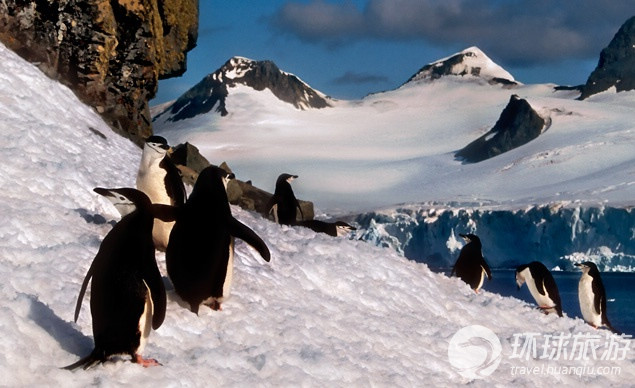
[119,196,125,201]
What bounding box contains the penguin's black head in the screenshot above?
[277,173,298,185]
[334,221,357,236]
[144,135,170,153]
[575,261,599,274]
[94,187,151,216]
[515,263,530,274]
[515,264,531,289]
[459,233,480,245]
[191,166,235,203]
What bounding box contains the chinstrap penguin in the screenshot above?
[451,233,492,293]
[64,188,174,370]
[136,135,186,251]
[297,219,356,237]
[266,173,303,225]
[166,166,270,314]
[516,261,563,317]
[575,262,619,333]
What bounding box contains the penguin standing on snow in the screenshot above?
[266,173,303,225]
[575,262,619,333]
[450,233,492,293]
[64,188,175,370]
[166,166,270,314]
[136,135,186,251]
[516,261,563,317]
[297,219,356,237]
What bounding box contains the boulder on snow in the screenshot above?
[455,95,547,163]
[170,142,314,220]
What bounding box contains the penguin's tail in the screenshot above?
[61,349,102,371]
[604,319,621,335]
[556,307,563,318]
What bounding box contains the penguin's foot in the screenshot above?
[538,306,553,314]
[206,300,222,311]
[134,354,161,367]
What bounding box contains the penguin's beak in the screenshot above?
[93,187,113,198]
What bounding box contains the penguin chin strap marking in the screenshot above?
[148,143,167,156]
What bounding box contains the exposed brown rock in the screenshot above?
[170,142,314,221]
[0,0,198,145]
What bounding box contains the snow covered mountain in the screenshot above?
[152,56,332,124]
[2,41,634,387]
[151,45,635,274]
[153,47,634,213]
[403,46,518,86]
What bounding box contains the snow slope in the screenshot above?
[1,43,634,386]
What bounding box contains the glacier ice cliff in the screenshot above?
[354,203,635,272]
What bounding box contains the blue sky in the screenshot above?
[152,1,632,104]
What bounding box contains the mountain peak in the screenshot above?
[154,57,332,123]
[579,16,635,99]
[404,46,517,86]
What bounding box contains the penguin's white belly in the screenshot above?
[527,279,555,308]
[222,239,235,299]
[138,281,154,354]
[151,219,174,251]
[578,275,601,327]
[137,168,172,205]
[137,167,174,250]
[476,268,486,291]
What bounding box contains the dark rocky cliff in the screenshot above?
[579,16,635,99]
[0,0,198,145]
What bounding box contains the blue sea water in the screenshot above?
[483,269,635,336]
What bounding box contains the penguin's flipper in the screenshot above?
[229,217,271,262]
[160,157,186,206]
[603,318,621,335]
[543,273,561,304]
[482,260,493,280]
[151,204,178,222]
[142,264,167,330]
[73,264,95,322]
[592,278,604,316]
